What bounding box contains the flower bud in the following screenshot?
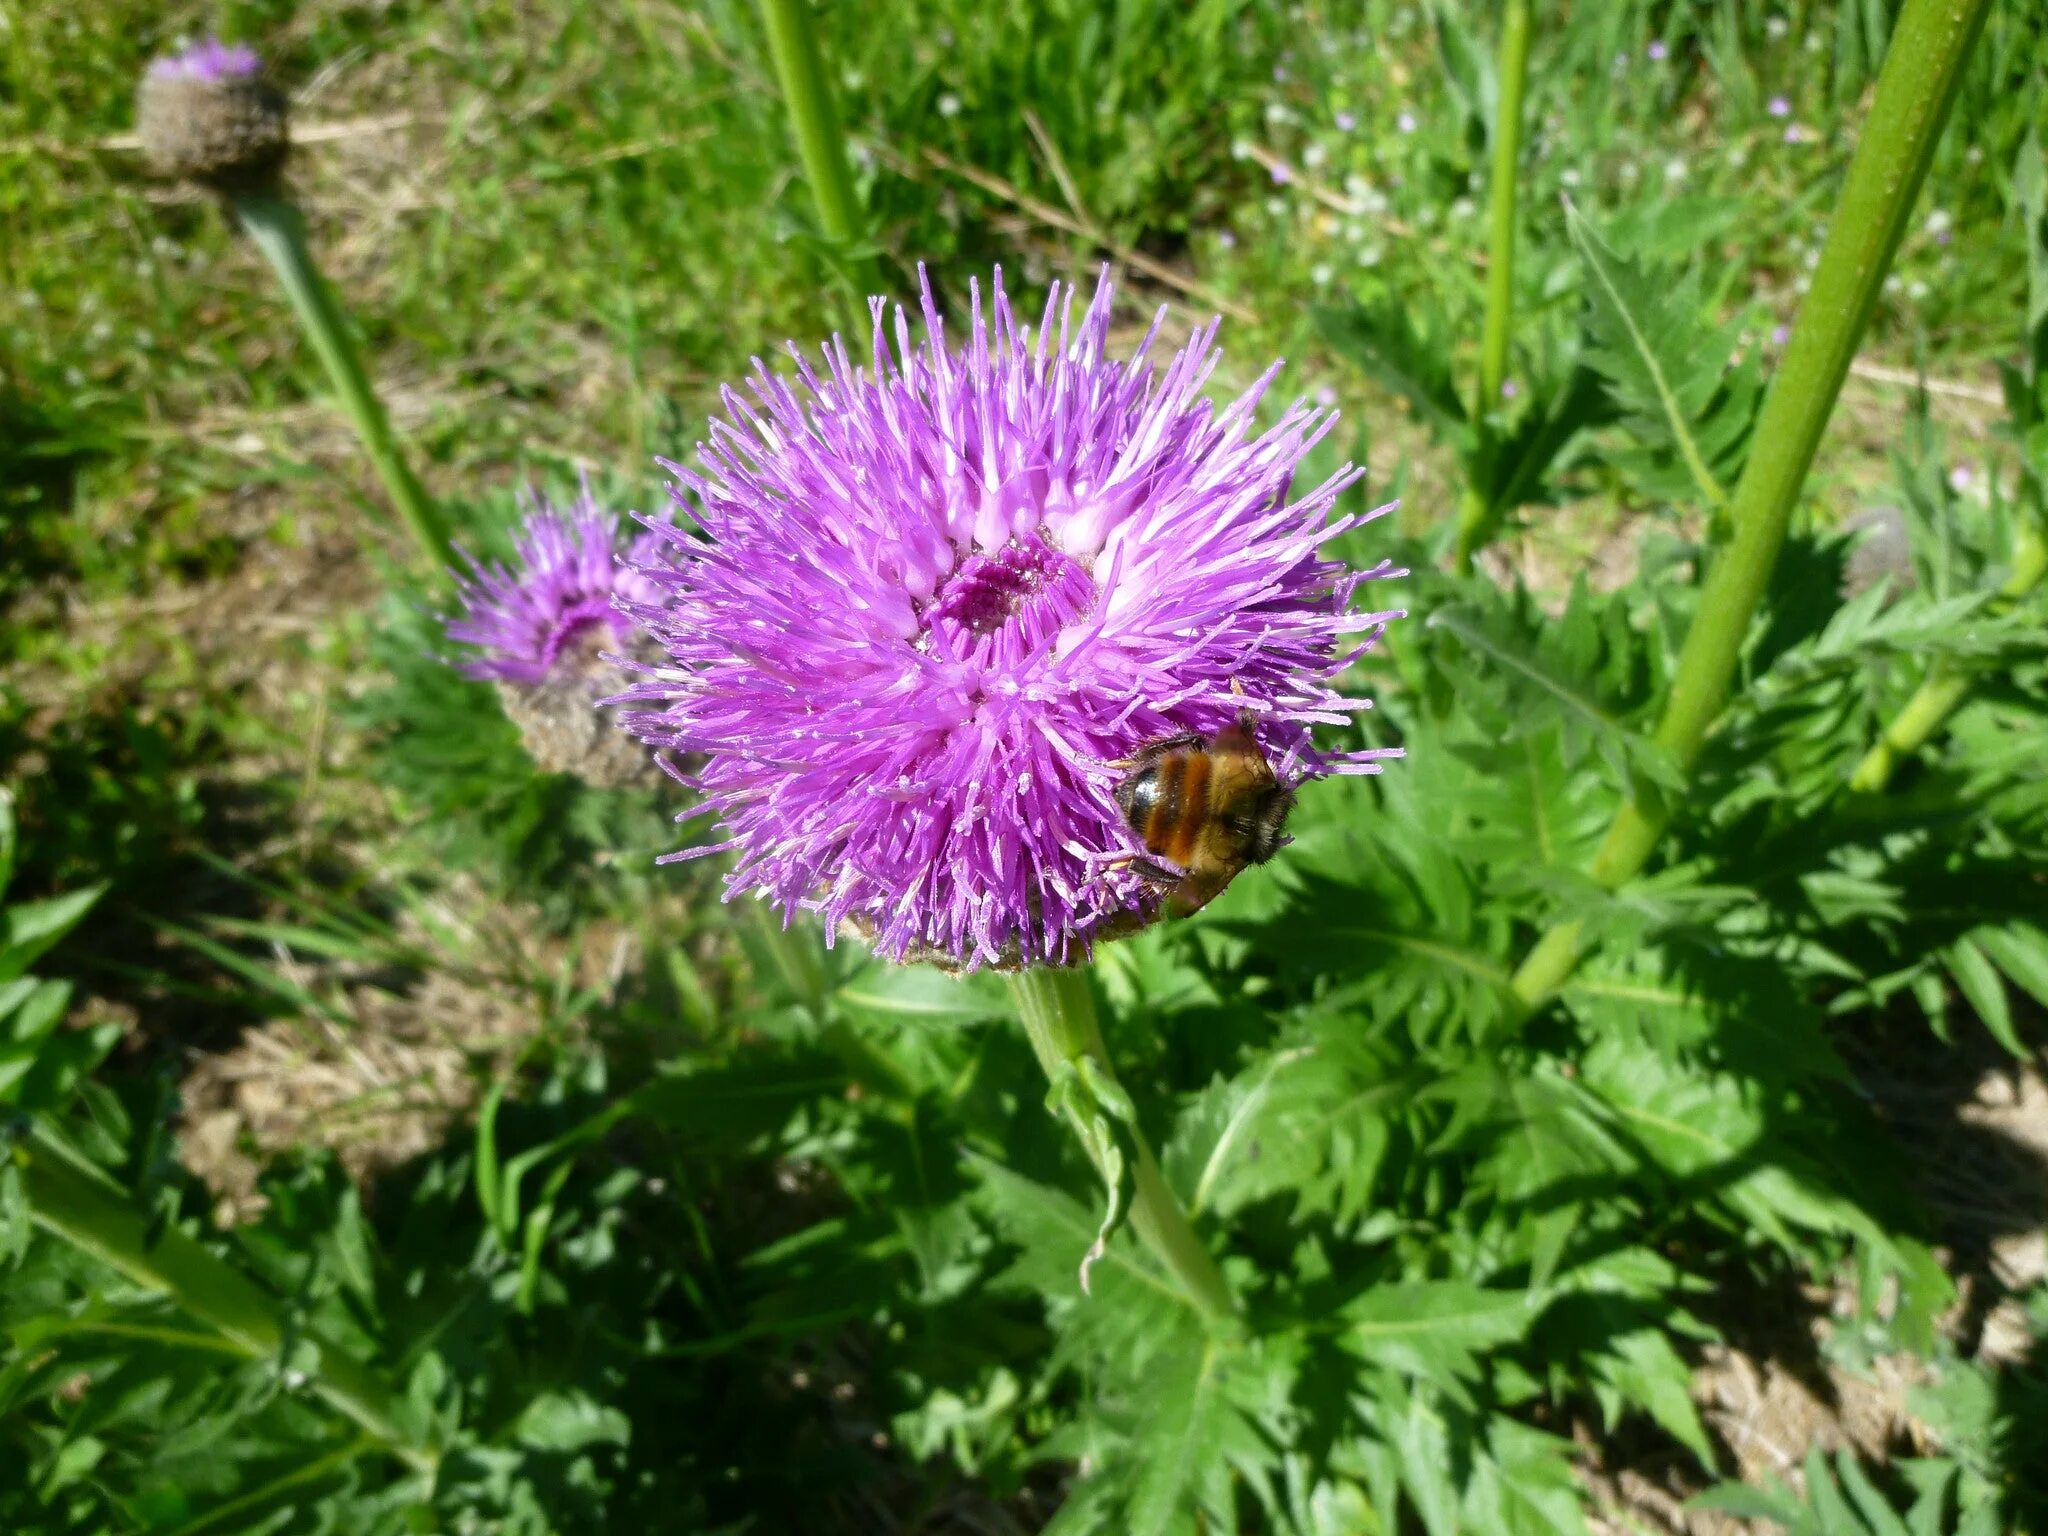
[135,38,288,194]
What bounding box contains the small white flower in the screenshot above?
[1310,262,1334,286]
[936,92,961,117]
[1303,141,1328,169]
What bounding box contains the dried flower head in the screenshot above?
[135,37,288,193]
[618,269,1401,970]
[446,486,665,788]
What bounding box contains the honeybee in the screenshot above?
[1113,719,1295,916]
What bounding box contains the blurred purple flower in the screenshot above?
[1499,379,1519,400]
[148,37,261,81]
[1766,95,1792,118]
[1217,229,1238,249]
[446,487,663,686]
[1948,463,1974,494]
[1270,160,1294,185]
[1396,111,1418,133]
[1770,323,1791,347]
[1646,39,1669,61]
[1335,110,1358,132]
[616,269,1402,968]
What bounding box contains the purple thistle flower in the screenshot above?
[617,269,1402,969]
[446,486,663,687]
[148,37,262,82]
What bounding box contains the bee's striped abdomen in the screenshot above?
[1136,747,1210,868]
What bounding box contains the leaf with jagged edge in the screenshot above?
[1693,1447,1989,1536]
[1576,1036,1955,1347]
[1462,1417,1589,1536]
[1121,1336,1295,1536]
[1351,1371,1594,1536]
[1312,300,1470,448]
[1566,201,1762,512]
[1224,772,1518,1047]
[968,1154,1194,1376]
[1435,1060,1637,1288]
[1163,1016,1424,1230]
[1341,1280,1547,1399]
[1423,576,1679,797]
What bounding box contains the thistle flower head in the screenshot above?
[445,486,667,788]
[446,486,661,687]
[619,269,1401,969]
[135,36,288,192]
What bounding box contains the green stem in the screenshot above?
[1508,0,1991,1011]
[757,0,865,249]
[231,194,454,577]
[1454,0,1532,574]
[1849,520,2048,791]
[19,1128,436,1476]
[1007,966,1237,1326]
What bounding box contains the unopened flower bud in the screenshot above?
[135,38,288,194]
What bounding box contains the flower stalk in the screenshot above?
[1508,0,1992,1010]
[19,1126,436,1476]
[757,0,866,250]
[1849,518,2047,791]
[232,193,455,576]
[1007,966,1238,1326]
[1454,0,1532,573]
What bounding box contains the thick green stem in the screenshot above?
[231,194,454,577]
[1850,521,2048,791]
[1454,0,1532,574]
[1508,0,1991,1010]
[19,1129,436,1476]
[1007,967,1237,1325]
[757,0,865,249]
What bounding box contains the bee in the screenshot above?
[1113,719,1295,916]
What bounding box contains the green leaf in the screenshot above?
[1944,936,2024,1056]
[969,1154,1195,1360]
[514,1388,632,1453]
[1343,1280,1544,1389]
[1566,201,1761,510]
[1463,1418,1588,1536]
[1313,301,1469,445]
[1972,923,2048,1013]
[0,885,103,986]
[1124,1340,1285,1536]
[1043,1057,1139,1295]
[836,962,1011,1030]
[1427,590,1679,793]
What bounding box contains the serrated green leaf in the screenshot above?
[1944,937,2023,1056]
[1566,201,1760,510]
[1123,1340,1272,1536]
[1313,301,1468,444]
[1344,1281,1543,1388]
